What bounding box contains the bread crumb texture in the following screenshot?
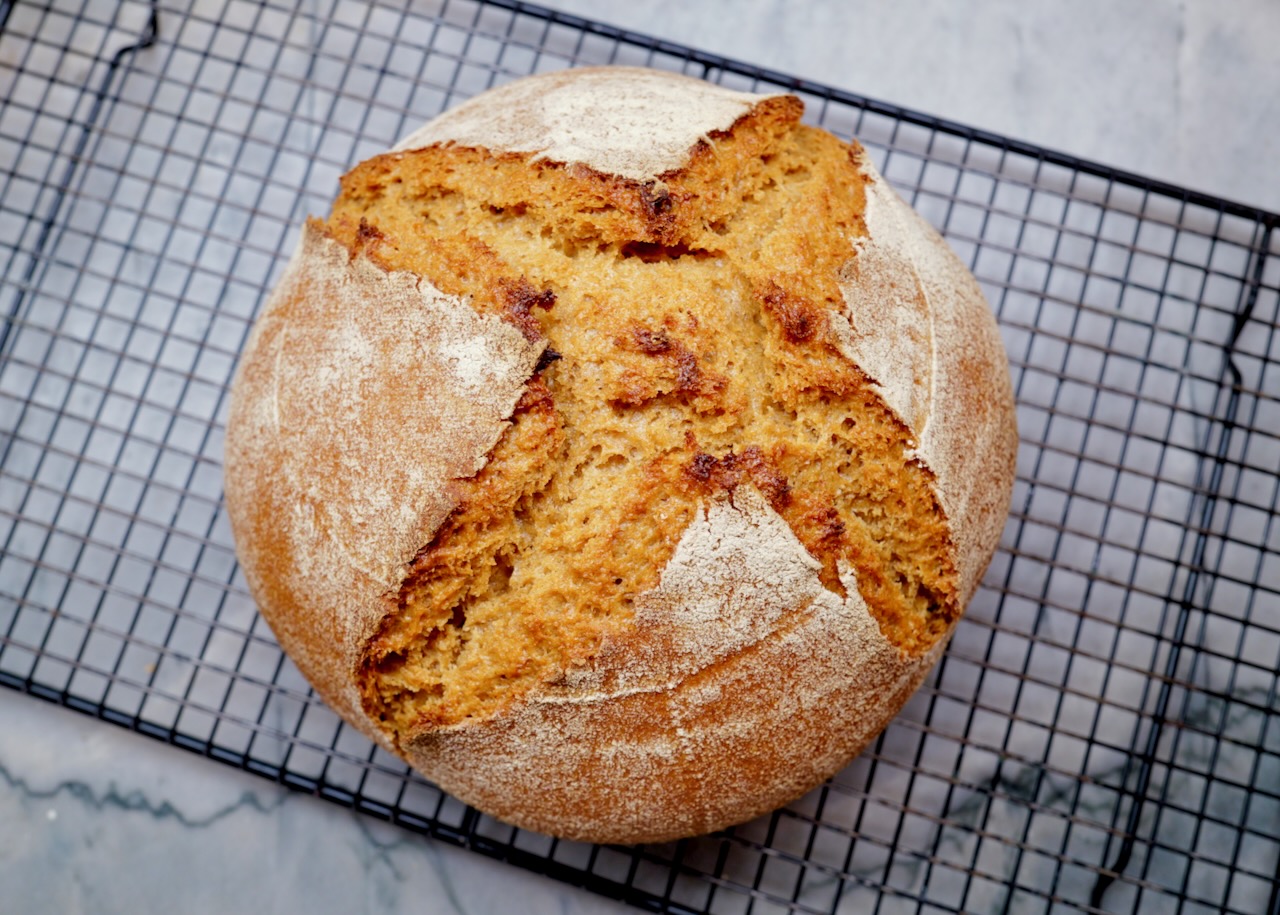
[226,68,1016,843]
[343,90,959,721]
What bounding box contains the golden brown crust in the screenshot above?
[341,90,804,252]
[361,375,569,729]
[406,491,949,844]
[834,150,1019,602]
[223,222,545,738]
[224,67,1017,844]
[391,66,796,188]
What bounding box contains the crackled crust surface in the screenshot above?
[223,223,545,738]
[224,67,1017,844]
[393,66,781,182]
[405,486,950,842]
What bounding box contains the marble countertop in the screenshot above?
[541,0,1280,216]
[0,688,623,914]
[2,1,1277,912]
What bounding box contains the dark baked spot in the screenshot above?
[534,347,562,373]
[760,281,822,344]
[499,278,557,342]
[675,350,702,393]
[683,445,792,512]
[513,374,555,414]
[614,325,726,406]
[612,371,654,406]
[688,451,716,482]
[356,217,385,250]
[781,495,853,597]
[618,241,721,262]
[640,182,672,215]
[633,327,671,354]
[741,447,793,509]
[805,504,846,543]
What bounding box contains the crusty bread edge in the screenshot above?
[392,65,782,183]
[835,149,1018,604]
[223,223,544,744]
[400,486,950,844]
[225,69,1018,844]
[389,160,1017,841]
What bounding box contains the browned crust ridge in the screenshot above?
[223,67,1017,844]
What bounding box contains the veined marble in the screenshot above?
[0,689,628,913]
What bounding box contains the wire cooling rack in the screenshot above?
[2,1,1278,911]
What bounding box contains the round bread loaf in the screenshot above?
[224,67,1017,844]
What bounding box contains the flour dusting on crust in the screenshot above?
[223,225,543,735]
[393,67,779,182]
[402,486,935,842]
[835,151,1016,602]
[226,67,1017,844]
[559,486,882,695]
[829,169,936,433]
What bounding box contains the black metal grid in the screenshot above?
[2,0,1278,911]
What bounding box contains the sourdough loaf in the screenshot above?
[224,66,1018,844]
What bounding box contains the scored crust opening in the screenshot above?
[325,94,962,737]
